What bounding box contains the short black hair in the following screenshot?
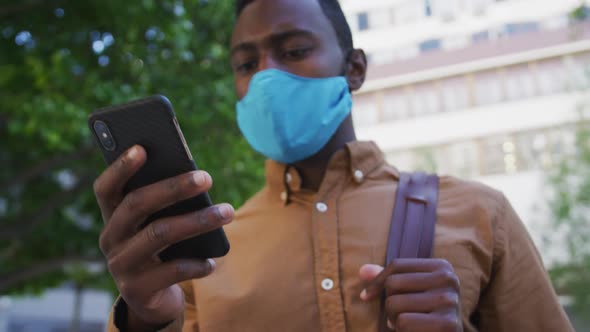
[235,0,354,55]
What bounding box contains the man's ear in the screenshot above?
[344,49,367,92]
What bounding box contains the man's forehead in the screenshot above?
[231,0,332,46]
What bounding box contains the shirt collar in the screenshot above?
[265,141,397,203]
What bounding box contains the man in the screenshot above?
[96,0,574,331]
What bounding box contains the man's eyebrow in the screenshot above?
[230,43,257,57]
[268,29,315,45]
[231,29,315,57]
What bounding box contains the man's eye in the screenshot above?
[283,48,312,60]
[236,60,258,74]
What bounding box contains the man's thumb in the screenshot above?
[359,264,384,282]
[359,264,385,301]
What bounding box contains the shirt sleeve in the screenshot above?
[477,194,575,332]
[105,280,198,332]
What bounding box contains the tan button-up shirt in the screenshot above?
[108,141,573,332]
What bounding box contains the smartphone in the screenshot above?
[88,95,230,261]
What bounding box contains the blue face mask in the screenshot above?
[236,69,352,164]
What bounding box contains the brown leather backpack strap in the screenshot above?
[380,172,439,332]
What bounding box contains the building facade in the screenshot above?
[0,286,111,332]
[341,0,590,260]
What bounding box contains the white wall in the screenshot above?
[356,92,582,152]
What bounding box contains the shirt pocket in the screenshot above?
[434,244,481,316]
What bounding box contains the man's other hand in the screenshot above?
[359,259,462,332]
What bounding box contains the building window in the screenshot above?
[426,142,479,178]
[352,97,379,127]
[504,73,522,101]
[382,90,410,121]
[425,0,433,16]
[412,147,438,173]
[441,77,469,111]
[358,12,369,31]
[472,30,490,43]
[505,22,539,36]
[396,45,421,60]
[536,59,566,95]
[383,97,409,121]
[481,136,517,175]
[474,71,503,106]
[448,142,479,178]
[371,9,392,28]
[395,2,425,24]
[410,83,440,116]
[547,127,577,163]
[372,50,395,65]
[516,131,550,170]
[386,150,415,172]
[504,65,536,101]
[419,39,441,53]
[563,56,590,91]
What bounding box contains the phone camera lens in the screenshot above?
[93,121,116,151]
[103,137,114,149]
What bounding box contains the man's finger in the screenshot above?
[388,259,453,274]
[93,145,146,221]
[108,204,234,271]
[384,290,459,323]
[359,264,383,300]
[359,264,384,282]
[362,259,453,301]
[120,259,216,300]
[360,263,395,301]
[394,312,459,332]
[384,271,460,296]
[102,170,213,248]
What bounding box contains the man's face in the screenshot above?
[230,0,347,100]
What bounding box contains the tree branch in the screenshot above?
[0,0,63,18]
[0,145,94,193]
[0,241,21,261]
[0,0,43,17]
[0,113,8,128]
[0,256,103,293]
[0,175,94,241]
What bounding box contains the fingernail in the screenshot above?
[127,146,137,160]
[360,289,368,301]
[217,205,233,222]
[192,172,206,186]
[387,320,395,330]
[207,258,216,271]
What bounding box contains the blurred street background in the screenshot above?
[1,0,589,331]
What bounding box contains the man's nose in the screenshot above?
[257,52,283,73]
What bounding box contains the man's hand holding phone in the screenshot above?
[94,145,234,331]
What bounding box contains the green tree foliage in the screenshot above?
[0,0,265,295]
[570,4,590,22]
[547,115,590,317]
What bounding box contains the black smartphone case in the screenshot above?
[88,95,230,261]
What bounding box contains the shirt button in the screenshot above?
[353,169,364,183]
[321,278,334,291]
[315,202,328,213]
[285,173,293,184]
[280,191,288,202]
